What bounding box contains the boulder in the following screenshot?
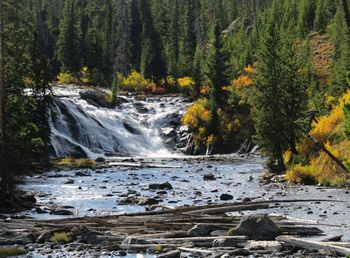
[212,237,239,248]
[161,127,177,138]
[188,224,214,237]
[137,197,159,206]
[80,89,114,108]
[36,231,52,243]
[95,157,106,163]
[75,171,91,177]
[203,173,216,181]
[228,215,279,240]
[149,182,173,190]
[220,193,233,201]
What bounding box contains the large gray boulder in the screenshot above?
[228,215,279,240]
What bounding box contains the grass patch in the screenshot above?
[286,164,318,185]
[53,157,96,168]
[50,232,70,244]
[0,247,27,257]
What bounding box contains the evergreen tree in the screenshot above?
[114,0,132,76]
[297,0,316,38]
[130,0,142,71]
[139,0,167,81]
[169,0,180,78]
[314,0,328,33]
[205,20,231,150]
[57,0,81,73]
[253,2,288,172]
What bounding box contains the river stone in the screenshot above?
[36,231,52,243]
[50,209,73,216]
[75,171,91,177]
[64,178,75,184]
[137,197,159,206]
[157,250,181,258]
[228,215,279,240]
[220,193,233,201]
[188,224,214,237]
[212,237,239,248]
[149,182,173,190]
[95,157,106,163]
[203,173,216,181]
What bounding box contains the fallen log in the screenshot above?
[277,236,350,256]
[183,203,270,215]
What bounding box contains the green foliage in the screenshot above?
[57,0,81,73]
[253,1,307,173]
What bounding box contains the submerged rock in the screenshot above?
[149,182,173,190]
[80,90,114,108]
[228,215,279,240]
[220,193,233,201]
[50,209,73,216]
[203,173,216,181]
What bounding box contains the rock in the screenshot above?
[64,178,75,184]
[157,250,181,258]
[188,224,213,237]
[36,231,52,243]
[95,157,106,163]
[80,89,114,108]
[36,208,48,214]
[161,127,177,138]
[228,215,279,240]
[50,209,73,216]
[137,197,159,206]
[203,173,216,181]
[149,182,173,190]
[118,196,139,205]
[220,194,233,201]
[75,171,91,177]
[21,193,37,204]
[212,237,239,247]
[123,121,141,135]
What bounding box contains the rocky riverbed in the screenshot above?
[1,154,350,257]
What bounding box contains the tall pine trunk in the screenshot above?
[0,0,9,199]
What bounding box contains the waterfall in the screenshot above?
[49,86,189,159]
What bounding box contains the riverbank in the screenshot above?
[0,155,349,257]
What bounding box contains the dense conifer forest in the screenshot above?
[2,0,350,202]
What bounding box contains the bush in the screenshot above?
[57,72,79,84]
[0,247,27,257]
[53,157,96,168]
[119,70,156,92]
[50,232,70,244]
[286,164,318,185]
[178,77,195,96]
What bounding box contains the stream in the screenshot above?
[9,86,350,257]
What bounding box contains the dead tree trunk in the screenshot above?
[0,0,9,198]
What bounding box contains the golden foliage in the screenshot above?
[53,157,96,168]
[244,64,256,74]
[178,77,196,96]
[232,75,253,89]
[286,164,317,185]
[182,99,210,130]
[119,70,156,92]
[0,247,27,257]
[57,72,79,84]
[50,232,70,244]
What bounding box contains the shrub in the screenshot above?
[57,72,79,84]
[0,247,27,257]
[182,98,210,130]
[178,77,195,96]
[53,157,96,168]
[119,70,156,92]
[50,232,70,244]
[286,164,317,185]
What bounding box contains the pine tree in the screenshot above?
[168,0,180,78]
[205,20,231,151]
[57,0,81,73]
[330,6,350,97]
[130,0,142,71]
[114,0,132,76]
[139,0,167,81]
[253,1,288,172]
[297,0,316,38]
[181,0,197,75]
[314,0,328,33]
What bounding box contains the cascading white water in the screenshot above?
[49,85,189,159]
